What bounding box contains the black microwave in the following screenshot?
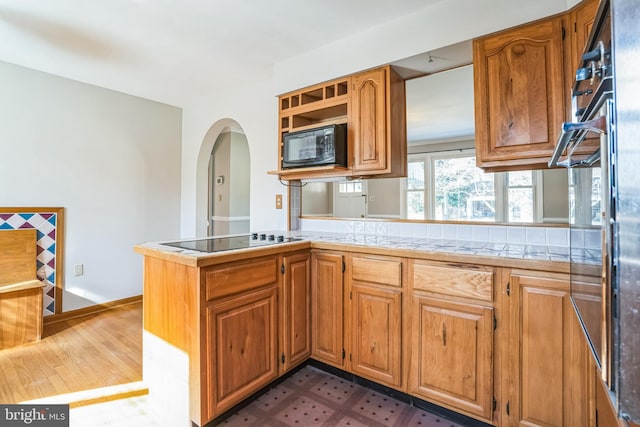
[282,123,347,169]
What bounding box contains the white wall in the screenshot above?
[180,74,285,238]
[0,60,182,310]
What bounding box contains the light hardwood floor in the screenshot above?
[0,301,142,403]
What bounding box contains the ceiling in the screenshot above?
[394,41,474,145]
[0,0,443,107]
[0,0,475,144]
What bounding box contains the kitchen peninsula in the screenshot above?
[135,230,593,427]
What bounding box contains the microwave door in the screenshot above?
[285,134,319,163]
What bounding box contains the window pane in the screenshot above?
[407,161,425,190]
[407,191,425,219]
[338,183,347,193]
[508,171,532,186]
[433,156,495,221]
[353,182,362,193]
[508,188,534,222]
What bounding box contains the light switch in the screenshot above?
[275,194,283,209]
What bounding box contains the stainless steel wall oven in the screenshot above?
[550,0,640,422]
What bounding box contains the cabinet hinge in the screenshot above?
[506,401,510,416]
[493,315,497,331]
[342,349,346,360]
[281,353,285,364]
[349,353,352,362]
[562,26,566,40]
[342,261,346,273]
[492,397,497,412]
[506,282,511,296]
[350,291,352,300]
[281,264,285,274]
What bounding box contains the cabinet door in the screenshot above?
[350,283,402,388]
[508,273,589,427]
[352,68,388,173]
[311,252,344,367]
[572,0,599,72]
[473,15,566,170]
[411,295,494,421]
[281,252,311,372]
[206,286,278,419]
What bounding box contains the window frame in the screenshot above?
[405,149,542,223]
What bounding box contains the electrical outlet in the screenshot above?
[275,194,283,209]
[74,264,84,277]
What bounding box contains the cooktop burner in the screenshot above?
[163,233,300,253]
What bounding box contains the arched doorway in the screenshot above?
[208,127,250,235]
[196,119,250,237]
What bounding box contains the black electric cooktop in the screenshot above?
[162,233,301,253]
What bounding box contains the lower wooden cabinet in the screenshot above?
[311,251,345,367]
[410,295,494,421]
[280,252,311,373]
[506,271,590,427]
[206,286,278,418]
[348,254,404,388]
[350,282,402,388]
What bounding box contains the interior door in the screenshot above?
[334,180,367,218]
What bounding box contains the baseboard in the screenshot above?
[43,295,142,326]
[22,381,148,409]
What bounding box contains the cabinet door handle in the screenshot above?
[442,324,447,346]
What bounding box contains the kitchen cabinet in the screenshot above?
[271,65,406,181]
[280,252,311,373]
[206,285,278,418]
[311,250,345,367]
[350,66,406,177]
[593,366,639,427]
[203,255,280,418]
[571,0,600,74]
[349,254,404,389]
[505,270,590,427]
[409,260,495,422]
[473,14,567,171]
[138,238,601,427]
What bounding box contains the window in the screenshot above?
[338,181,363,193]
[406,161,425,219]
[405,150,541,223]
[432,155,495,221]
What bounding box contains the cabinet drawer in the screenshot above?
[411,261,493,302]
[205,256,278,301]
[352,255,402,287]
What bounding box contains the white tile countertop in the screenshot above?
[287,231,600,265]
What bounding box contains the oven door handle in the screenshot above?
[549,115,607,168]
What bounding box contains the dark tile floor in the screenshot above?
[216,365,466,427]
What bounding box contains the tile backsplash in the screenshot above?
[300,218,573,248]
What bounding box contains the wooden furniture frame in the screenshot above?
[0,229,44,349]
[0,207,65,314]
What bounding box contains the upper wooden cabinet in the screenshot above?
[272,65,406,181]
[473,15,567,171]
[351,66,407,177]
[571,0,600,73]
